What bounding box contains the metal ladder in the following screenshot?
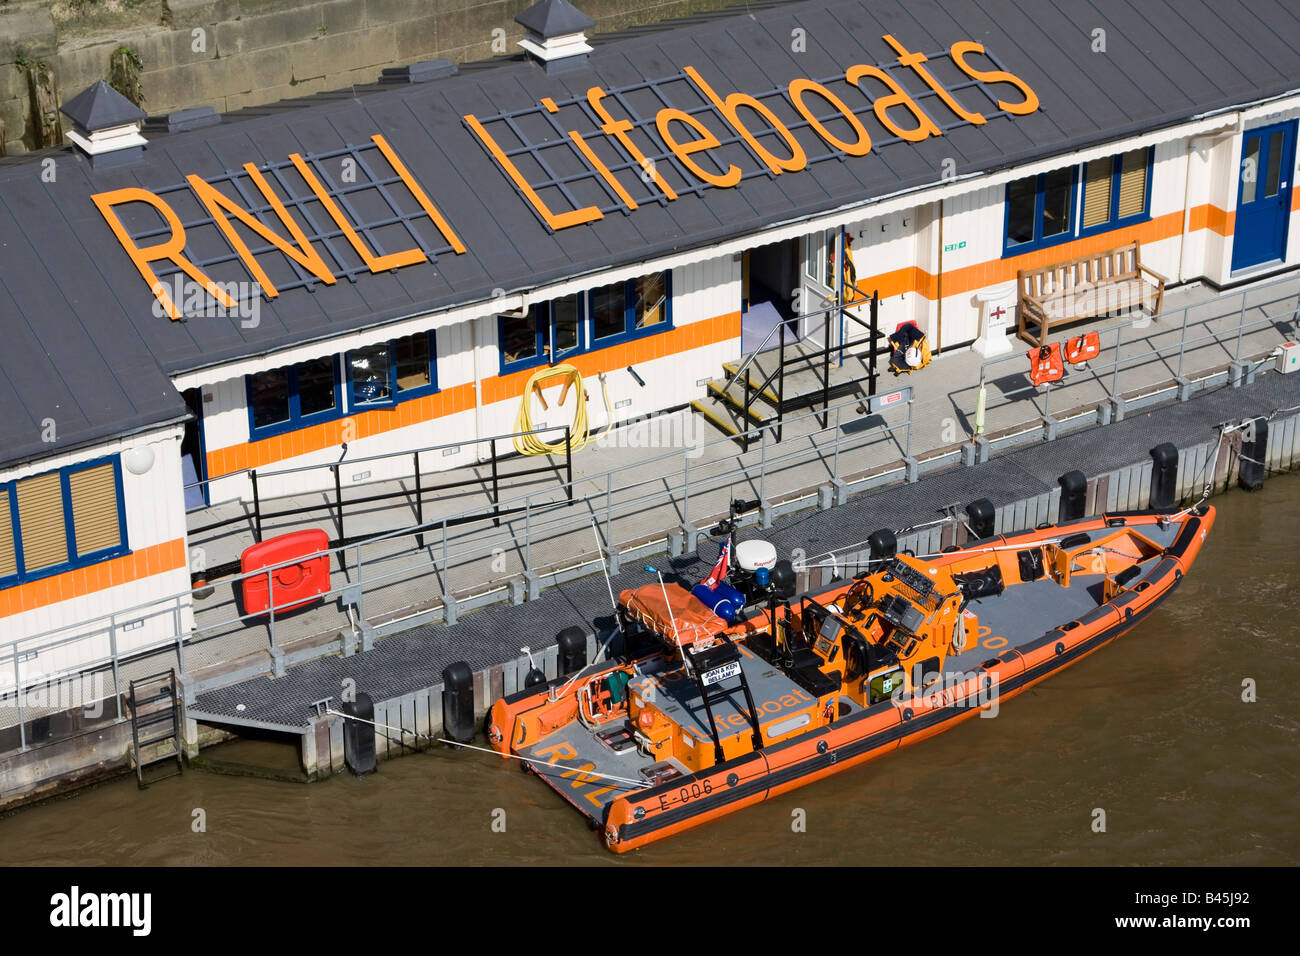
[128,670,184,788]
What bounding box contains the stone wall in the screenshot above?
[0,0,738,155]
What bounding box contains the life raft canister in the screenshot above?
[1028,343,1065,386]
[1065,331,1101,365]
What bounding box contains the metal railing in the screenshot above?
[0,389,920,747]
[4,273,1299,750]
[733,291,885,450]
[966,272,1300,440]
[186,423,575,577]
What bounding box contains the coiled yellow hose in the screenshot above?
[513,364,611,455]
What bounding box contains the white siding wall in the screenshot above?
[0,424,193,685]
[200,253,741,502]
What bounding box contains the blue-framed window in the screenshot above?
[499,293,583,373]
[1003,147,1155,256]
[497,271,673,374]
[246,356,342,439]
[1079,147,1153,236]
[0,455,129,588]
[1003,166,1079,255]
[345,331,439,408]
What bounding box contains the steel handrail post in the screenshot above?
[777,319,787,442]
[414,451,424,548]
[250,470,263,543]
[108,614,123,720]
[354,544,364,619]
[905,401,914,459]
[442,519,450,597]
[743,365,754,453]
[333,463,344,543]
[760,425,767,504]
[833,403,843,478]
[683,452,690,526]
[523,498,532,574]
[604,474,612,558]
[820,307,831,429]
[565,425,573,501]
[1110,322,1124,399]
[266,565,280,648]
[1177,306,1189,379]
[491,439,501,527]
[174,593,187,672]
[14,653,25,750]
[1234,290,1248,362]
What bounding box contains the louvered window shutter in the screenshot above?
[69,463,122,556]
[0,489,16,578]
[16,472,68,572]
[1082,158,1113,228]
[1118,149,1149,219]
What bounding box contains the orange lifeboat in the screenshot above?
[487,506,1215,853]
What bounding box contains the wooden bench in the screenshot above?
[1017,241,1167,347]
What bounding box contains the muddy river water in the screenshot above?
[4,474,1298,866]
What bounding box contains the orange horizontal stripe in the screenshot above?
[481,312,738,406]
[0,537,186,618]
[207,312,741,476]
[857,203,1235,303]
[206,196,1246,478]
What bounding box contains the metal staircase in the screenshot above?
[128,670,184,788]
[692,291,890,448]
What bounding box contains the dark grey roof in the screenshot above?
[59,80,147,133]
[2,0,1299,470]
[516,0,596,38]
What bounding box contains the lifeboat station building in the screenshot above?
[1,0,1299,697]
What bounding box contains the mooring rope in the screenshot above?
[324,708,650,790]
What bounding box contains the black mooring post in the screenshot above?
[868,527,897,561]
[1238,417,1268,491]
[414,451,424,549]
[557,626,587,675]
[1149,443,1179,510]
[441,662,474,744]
[1058,470,1087,521]
[250,470,263,543]
[966,498,996,539]
[341,692,377,775]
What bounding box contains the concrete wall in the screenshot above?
[0,0,739,156]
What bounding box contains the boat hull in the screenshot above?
[493,508,1216,853]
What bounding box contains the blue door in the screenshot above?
[1232,121,1296,272]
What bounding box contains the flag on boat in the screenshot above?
[702,537,731,589]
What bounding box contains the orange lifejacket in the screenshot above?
[1066,331,1101,365]
[1028,343,1065,386]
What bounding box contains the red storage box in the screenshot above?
[241,529,331,617]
